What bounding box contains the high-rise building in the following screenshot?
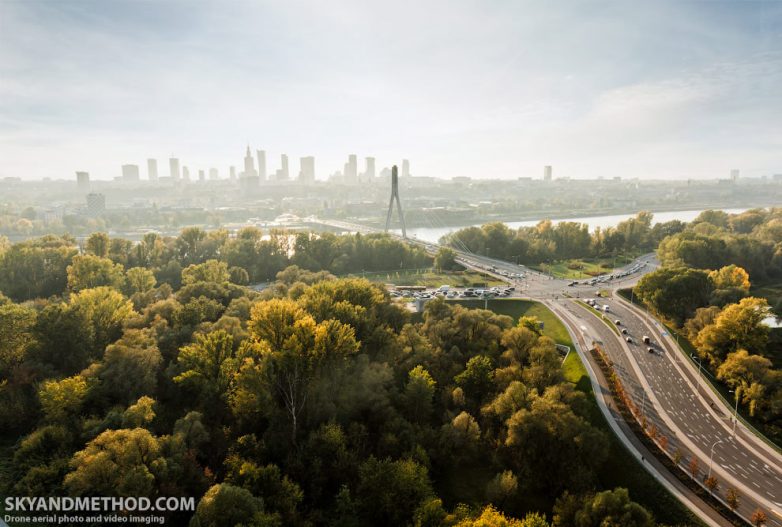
[243,146,257,178]
[182,166,190,181]
[730,169,740,181]
[229,166,236,180]
[343,154,358,183]
[121,164,140,181]
[299,156,315,182]
[362,157,376,183]
[86,193,106,216]
[169,158,181,180]
[401,159,410,178]
[198,169,205,182]
[544,165,552,181]
[276,154,289,180]
[256,150,266,181]
[147,159,158,181]
[76,171,90,190]
[209,168,219,180]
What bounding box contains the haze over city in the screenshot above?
[2,0,781,181]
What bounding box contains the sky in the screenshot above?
[1,0,781,181]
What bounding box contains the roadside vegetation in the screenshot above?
[629,208,782,445]
[0,230,680,526]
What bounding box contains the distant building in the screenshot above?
[344,154,358,183]
[401,159,410,178]
[299,156,315,182]
[147,159,158,181]
[198,169,205,182]
[380,167,392,180]
[76,171,90,190]
[256,150,266,181]
[169,158,181,180]
[209,168,219,180]
[730,169,740,181]
[182,166,190,181]
[275,154,289,180]
[543,165,552,181]
[86,193,106,216]
[362,157,376,183]
[243,146,257,178]
[230,166,236,180]
[122,164,140,182]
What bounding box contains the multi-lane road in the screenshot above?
[313,218,782,525]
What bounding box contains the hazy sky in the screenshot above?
[1,0,781,181]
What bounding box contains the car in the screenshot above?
[602,305,610,312]
[621,328,628,334]
[626,337,633,343]
[614,319,621,325]
[507,286,515,291]
[568,281,577,286]
[642,335,651,344]
[647,347,655,353]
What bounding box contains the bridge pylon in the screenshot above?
[384,165,407,238]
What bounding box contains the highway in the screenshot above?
[311,217,782,525]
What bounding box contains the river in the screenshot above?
[394,207,749,244]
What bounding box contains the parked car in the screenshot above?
[625,337,633,343]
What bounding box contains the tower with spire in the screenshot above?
[243,145,257,178]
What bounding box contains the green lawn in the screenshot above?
[529,255,637,279]
[454,299,703,526]
[351,268,506,288]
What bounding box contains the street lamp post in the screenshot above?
[707,439,724,480]
[691,354,704,397]
[729,389,739,438]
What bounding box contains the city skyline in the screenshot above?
[2,0,781,181]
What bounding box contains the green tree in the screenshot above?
[696,297,770,364]
[356,457,434,527]
[634,266,713,324]
[38,375,88,422]
[67,254,125,292]
[434,247,459,271]
[85,232,110,257]
[404,365,436,423]
[124,267,157,296]
[190,483,277,527]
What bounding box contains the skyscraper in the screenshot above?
[76,171,90,190]
[147,158,158,181]
[256,150,266,181]
[243,146,257,178]
[275,154,289,180]
[544,165,552,181]
[344,154,358,183]
[169,158,181,180]
[230,166,236,180]
[182,166,190,181]
[299,156,315,182]
[198,169,205,182]
[401,159,410,178]
[121,164,140,181]
[363,157,376,183]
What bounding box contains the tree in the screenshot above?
[404,365,436,424]
[709,264,751,291]
[247,299,359,443]
[38,375,88,422]
[174,330,241,414]
[434,247,459,271]
[553,488,653,527]
[688,457,700,479]
[67,254,125,292]
[725,488,739,512]
[634,267,713,324]
[68,286,136,359]
[704,475,719,494]
[717,349,772,416]
[751,509,767,527]
[190,483,275,527]
[696,297,770,364]
[85,232,110,257]
[485,470,518,507]
[0,303,37,378]
[124,267,157,296]
[455,355,495,406]
[182,259,230,286]
[454,505,526,526]
[64,428,162,496]
[356,457,434,527]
